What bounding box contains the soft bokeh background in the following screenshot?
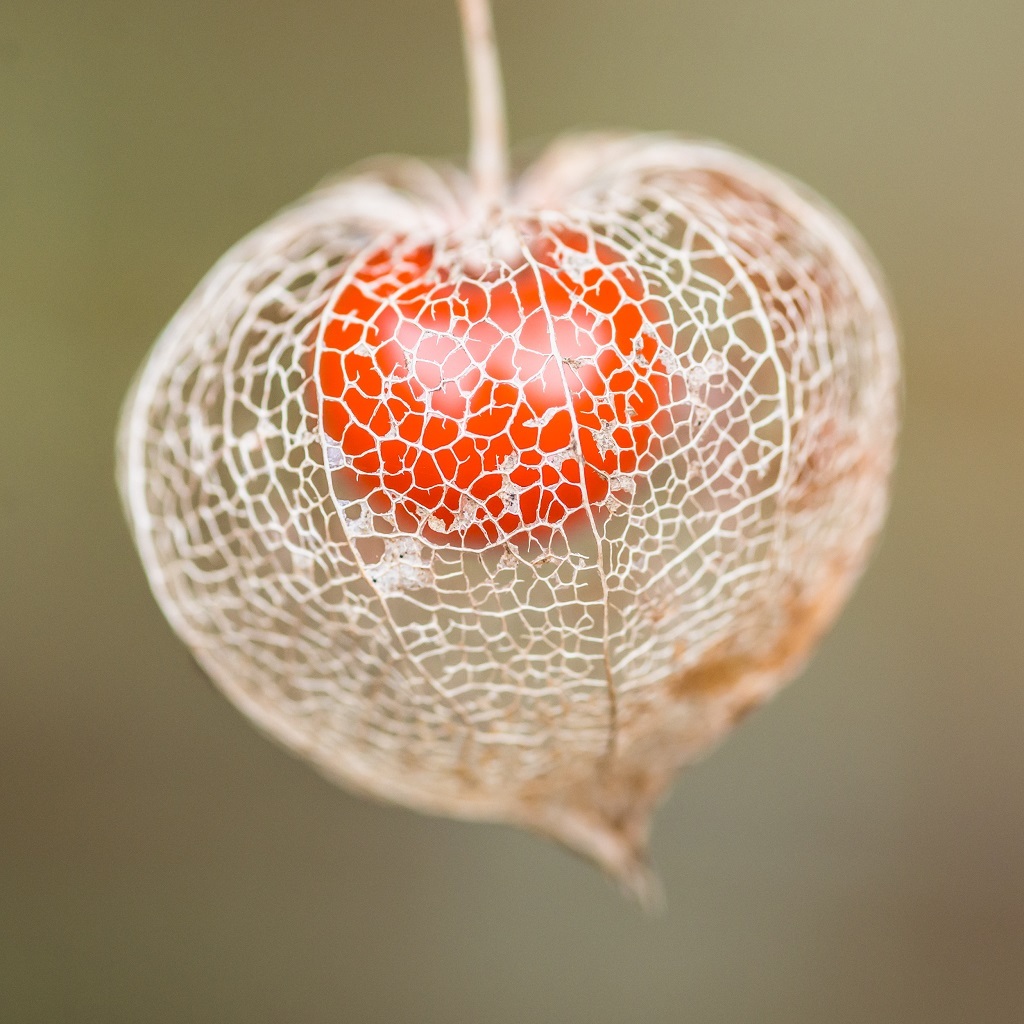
[3,0,1022,1020]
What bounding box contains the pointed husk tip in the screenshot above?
[520,801,666,912]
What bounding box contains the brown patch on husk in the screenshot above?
[669,564,851,701]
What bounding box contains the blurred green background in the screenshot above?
[2,0,1022,1021]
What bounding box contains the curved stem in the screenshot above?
[458,0,509,211]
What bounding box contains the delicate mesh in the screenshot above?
[118,135,899,888]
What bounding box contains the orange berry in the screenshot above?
[319,228,671,542]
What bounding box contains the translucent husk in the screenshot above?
[118,0,899,903]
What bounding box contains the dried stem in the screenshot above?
[458,0,509,213]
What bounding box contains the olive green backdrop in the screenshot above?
[3,1,1022,1021]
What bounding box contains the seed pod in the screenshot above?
[118,1,899,902]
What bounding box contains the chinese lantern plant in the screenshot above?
[119,0,900,905]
